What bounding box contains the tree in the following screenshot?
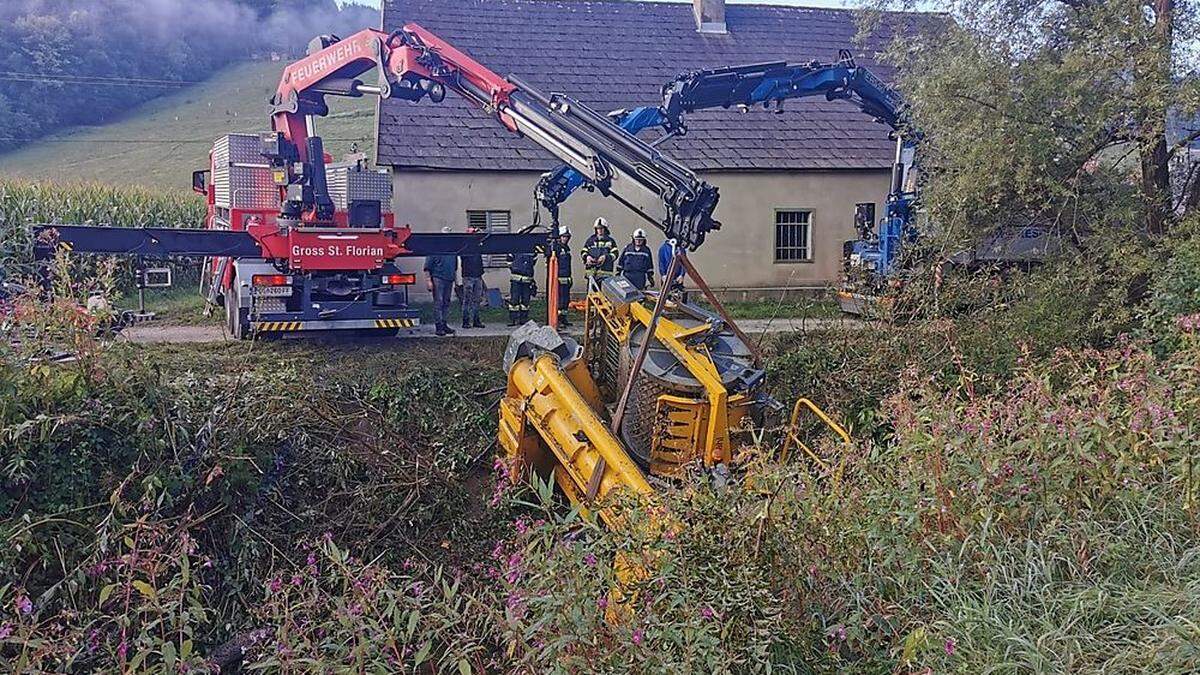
[864,0,1200,241]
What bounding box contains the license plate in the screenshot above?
[251,286,293,297]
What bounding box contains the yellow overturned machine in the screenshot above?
[497,276,780,525]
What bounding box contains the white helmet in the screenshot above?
[633,228,647,239]
[559,226,571,237]
[593,217,608,231]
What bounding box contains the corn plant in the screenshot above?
[0,179,206,289]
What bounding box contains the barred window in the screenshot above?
[774,210,812,262]
[467,210,511,268]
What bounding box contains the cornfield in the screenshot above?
[0,179,207,288]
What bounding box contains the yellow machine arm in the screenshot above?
[498,326,653,527]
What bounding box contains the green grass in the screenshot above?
[0,60,376,188]
[704,295,842,320]
[138,286,213,326]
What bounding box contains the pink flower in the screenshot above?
[700,606,714,620]
[597,596,608,610]
[583,552,597,567]
[15,596,32,615]
[1176,313,1200,333]
[0,623,12,639]
[631,628,644,645]
[945,638,956,656]
[290,574,302,586]
[268,578,282,593]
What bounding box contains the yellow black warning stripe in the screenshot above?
[374,318,419,329]
[255,321,303,332]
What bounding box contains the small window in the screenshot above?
[467,210,512,268]
[774,210,812,262]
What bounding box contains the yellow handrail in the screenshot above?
[781,398,852,482]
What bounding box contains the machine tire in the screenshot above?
[224,281,248,340]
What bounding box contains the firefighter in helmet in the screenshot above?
[582,217,618,287]
[617,228,655,291]
[507,249,538,326]
[554,226,574,327]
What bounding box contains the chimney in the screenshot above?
[693,0,727,34]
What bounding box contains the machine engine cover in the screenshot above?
[502,322,582,373]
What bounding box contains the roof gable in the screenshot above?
[377,0,936,172]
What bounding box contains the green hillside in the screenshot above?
[0,60,376,189]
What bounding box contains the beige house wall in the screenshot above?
[390,168,891,294]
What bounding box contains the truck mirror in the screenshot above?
[192,170,210,195]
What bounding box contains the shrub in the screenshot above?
[1147,219,1200,351]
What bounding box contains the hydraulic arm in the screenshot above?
[536,51,914,247]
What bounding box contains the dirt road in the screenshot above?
[119,316,861,344]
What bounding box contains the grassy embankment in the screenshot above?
[4,183,1200,673]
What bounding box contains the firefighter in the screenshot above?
[554,226,574,327]
[582,217,618,287]
[617,228,655,290]
[507,250,538,326]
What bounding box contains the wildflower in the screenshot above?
[944,638,956,656]
[631,628,644,645]
[290,574,302,586]
[505,592,524,611]
[835,625,846,642]
[583,552,597,567]
[117,637,129,661]
[0,623,12,640]
[597,596,608,611]
[15,595,32,615]
[700,606,714,620]
[268,578,282,593]
[514,518,529,534]
[1176,313,1200,333]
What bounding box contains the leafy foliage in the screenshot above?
[876,0,1199,235]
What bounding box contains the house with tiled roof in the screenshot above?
[376,0,937,292]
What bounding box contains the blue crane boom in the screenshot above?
[535,51,914,270]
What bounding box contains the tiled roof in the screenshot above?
[377,0,936,171]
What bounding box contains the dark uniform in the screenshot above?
[554,239,573,326]
[459,250,485,329]
[582,232,618,284]
[507,252,537,326]
[617,242,655,290]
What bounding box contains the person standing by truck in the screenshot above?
[554,226,574,327]
[424,226,458,336]
[459,223,486,329]
[582,217,618,287]
[617,228,655,290]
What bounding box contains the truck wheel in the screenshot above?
[225,284,248,340]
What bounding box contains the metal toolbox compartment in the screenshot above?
[327,166,393,212]
[212,134,277,210]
